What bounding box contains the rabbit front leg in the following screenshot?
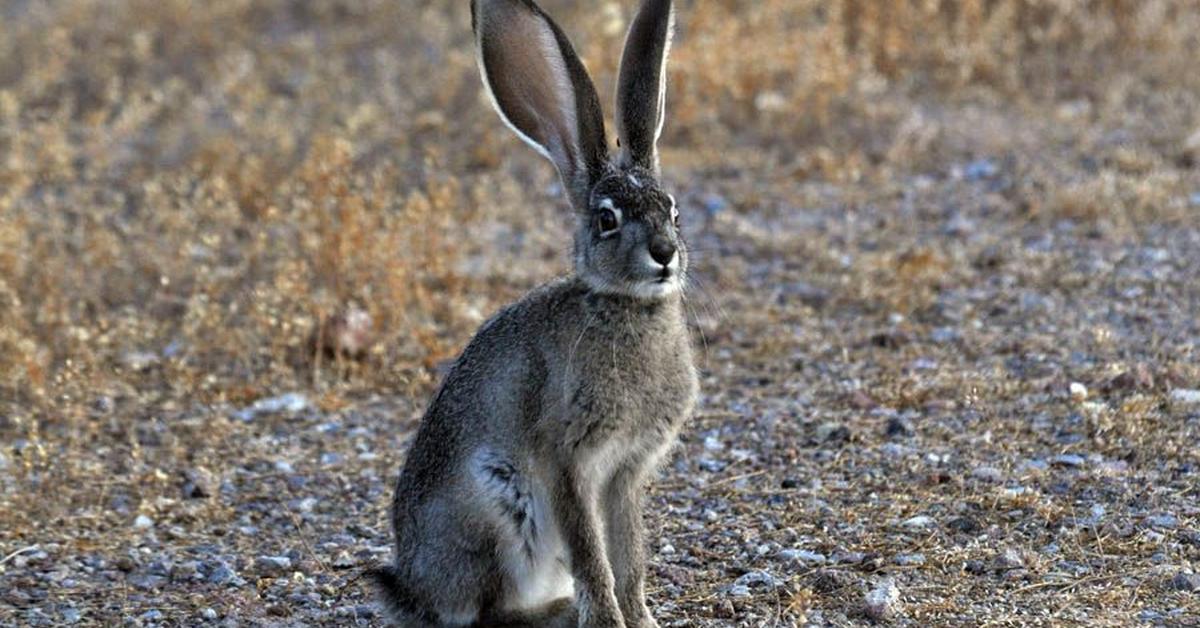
[603,464,658,628]
[551,468,625,628]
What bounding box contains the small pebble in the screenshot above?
[234,392,310,421]
[832,551,865,565]
[894,553,926,567]
[947,516,981,534]
[331,551,356,569]
[864,578,901,621]
[1105,364,1153,391]
[726,584,751,598]
[778,549,826,565]
[846,390,877,410]
[182,467,217,499]
[128,573,166,590]
[810,568,853,593]
[909,357,938,371]
[995,548,1025,570]
[930,327,960,343]
[1169,389,1200,409]
[1068,382,1088,401]
[133,515,154,529]
[901,515,935,530]
[334,605,380,619]
[964,560,987,575]
[733,570,780,589]
[146,560,172,576]
[1146,514,1178,529]
[701,193,728,215]
[1051,454,1086,468]
[884,416,914,438]
[963,158,998,181]
[1169,572,1200,592]
[816,422,851,445]
[206,563,241,586]
[253,555,293,577]
[121,351,159,371]
[971,466,1004,483]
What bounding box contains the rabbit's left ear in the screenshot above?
[473,0,608,208]
[615,0,674,174]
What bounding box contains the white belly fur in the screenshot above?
[484,433,668,613]
[498,438,626,611]
[500,481,574,611]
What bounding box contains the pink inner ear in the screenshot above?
[479,2,579,176]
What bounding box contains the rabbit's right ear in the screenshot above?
[473,0,608,206]
[615,0,673,174]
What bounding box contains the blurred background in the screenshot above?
[3,0,1196,400]
[2,0,1199,625]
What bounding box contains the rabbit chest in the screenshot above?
[552,300,697,475]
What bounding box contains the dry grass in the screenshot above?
[2,0,1199,625]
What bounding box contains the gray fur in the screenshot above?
[375,1,693,627]
[615,0,673,174]
[471,0,609,209]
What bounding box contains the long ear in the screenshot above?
[615,0,674,174]
[473,0,608,207]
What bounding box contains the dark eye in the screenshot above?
[598,208,619,233]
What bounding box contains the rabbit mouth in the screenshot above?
[630,257,683,298]
[630,275,681,299]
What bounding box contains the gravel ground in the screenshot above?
[5,126,1198,625]
[2,1,1199,626]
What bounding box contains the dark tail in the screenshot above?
[367,565,441,626]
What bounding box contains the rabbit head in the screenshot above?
[473,0,685,300]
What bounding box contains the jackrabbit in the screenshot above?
[371,0,695,626]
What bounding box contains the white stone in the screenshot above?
[1169,389,1200,409]
[864,578,901,620]
[901,515,934,530]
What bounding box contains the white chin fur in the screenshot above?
[584,272,681,300]
[629,279,681,299]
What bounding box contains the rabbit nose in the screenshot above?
[648,236,677,267]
